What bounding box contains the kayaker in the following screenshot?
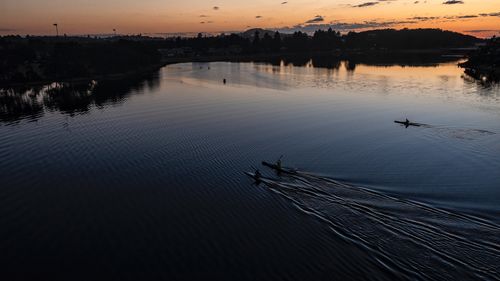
[254,169,262,181]
[404,118,410,126]
[276,159,282,170]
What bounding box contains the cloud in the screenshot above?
[442,0,463,4]
[352,2,379,7]
[465,29,500,33]
[408,16,440,21]
[414,1,419,3]
[255,16,262,19]
[281,1,288,4]
[199,15,209,18]
[276,20,417,34]
[213,6,219,10]
[347,0,394,7]
[305,15,324,23]
[0,28,15,32]
[443,14,478,20]
[407,11,497,22]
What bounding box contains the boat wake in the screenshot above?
[394,121,496,140]
[250,169,500,280]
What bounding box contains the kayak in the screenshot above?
[394,120,421,127]
[261,161,298,175]
[244,171,258,179]
[244,171,264,182]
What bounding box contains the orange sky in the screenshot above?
[1,0,499,37]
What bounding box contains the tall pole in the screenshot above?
[53,23,59,36]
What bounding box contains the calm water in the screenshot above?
[1,59,499,280]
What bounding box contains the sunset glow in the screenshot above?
[1,0,499,37]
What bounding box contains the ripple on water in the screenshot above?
[252,170,500,280]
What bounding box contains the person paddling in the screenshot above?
[254,169,262,181]
[276,156,283,171]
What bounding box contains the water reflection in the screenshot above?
[0,72,160,123]
[1,57,498,124]
[248,54,461,69]
[1,58,499,280]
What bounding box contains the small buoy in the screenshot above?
[223,78,226,84]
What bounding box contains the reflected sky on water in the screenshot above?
[1,59,499,280]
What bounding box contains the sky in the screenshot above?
[1,0,499,37]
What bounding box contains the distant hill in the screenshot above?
[240,28,278,39]
[345,28,482,49]
[240,28,481,49]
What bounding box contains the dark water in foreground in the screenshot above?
[1,60,499,280]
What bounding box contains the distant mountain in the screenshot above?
[240,28,278,39]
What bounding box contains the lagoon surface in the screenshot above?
[1,60,500,280]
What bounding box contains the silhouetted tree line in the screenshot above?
[0,37,161,85]
[164,29,338,53]
[460,36,500,82]
[0,28,481,85]
[343,29,479,50]
[164,28,479,54]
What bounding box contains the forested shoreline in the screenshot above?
[459,36,500,82]
[0,28,486,86]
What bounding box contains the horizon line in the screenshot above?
[1,27,495,39]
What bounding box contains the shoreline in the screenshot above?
[1,49,471,89]
[0,63,166,89]
[161,48,470,64]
